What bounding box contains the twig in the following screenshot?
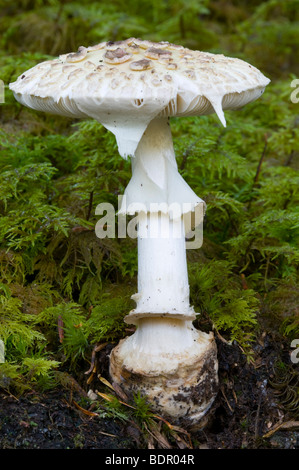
[220,385,233,413]
[2,390,19,401]
[241,273,248,290]
[247,134,268,210]
[84,342,108,375]
[214,328,232,345]
[97,430,118,438]
[254,391,263,438]
[263,420,299,438]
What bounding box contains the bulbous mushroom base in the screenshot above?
[109,319,218,429]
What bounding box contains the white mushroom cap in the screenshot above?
[9,38,270,158]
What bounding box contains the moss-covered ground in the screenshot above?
[0,0,298,449]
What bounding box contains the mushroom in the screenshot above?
[9,38,270,428]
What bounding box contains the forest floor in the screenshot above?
[0,330,298,450]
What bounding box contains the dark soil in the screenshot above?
[0,332,298,450]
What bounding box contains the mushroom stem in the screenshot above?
[119,117,203,220]
[114,317,208,368]
[127,211,195,322]
[110,316,218,428]
[119,116,204,321]
[110,117,218,428]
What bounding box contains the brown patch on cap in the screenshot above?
[180,53,193,60]
[87,42,106,52]
[111,79,120,89]
[86,72,100,80]
[84,60,96,69]
[128,44,140,54]
[130,59,153,71]
[66,46,87,63]
[157,57,173,65]
[67,68,84,79]
[62,65,76,73]
[184,69,196,79]
[135,39,155,49]
[104,48,132,64]
[106,40,125,46]
[167,43,185,51]
[145,47,172,60]
[167,63,178,70]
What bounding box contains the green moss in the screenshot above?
[0,0,298,391]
